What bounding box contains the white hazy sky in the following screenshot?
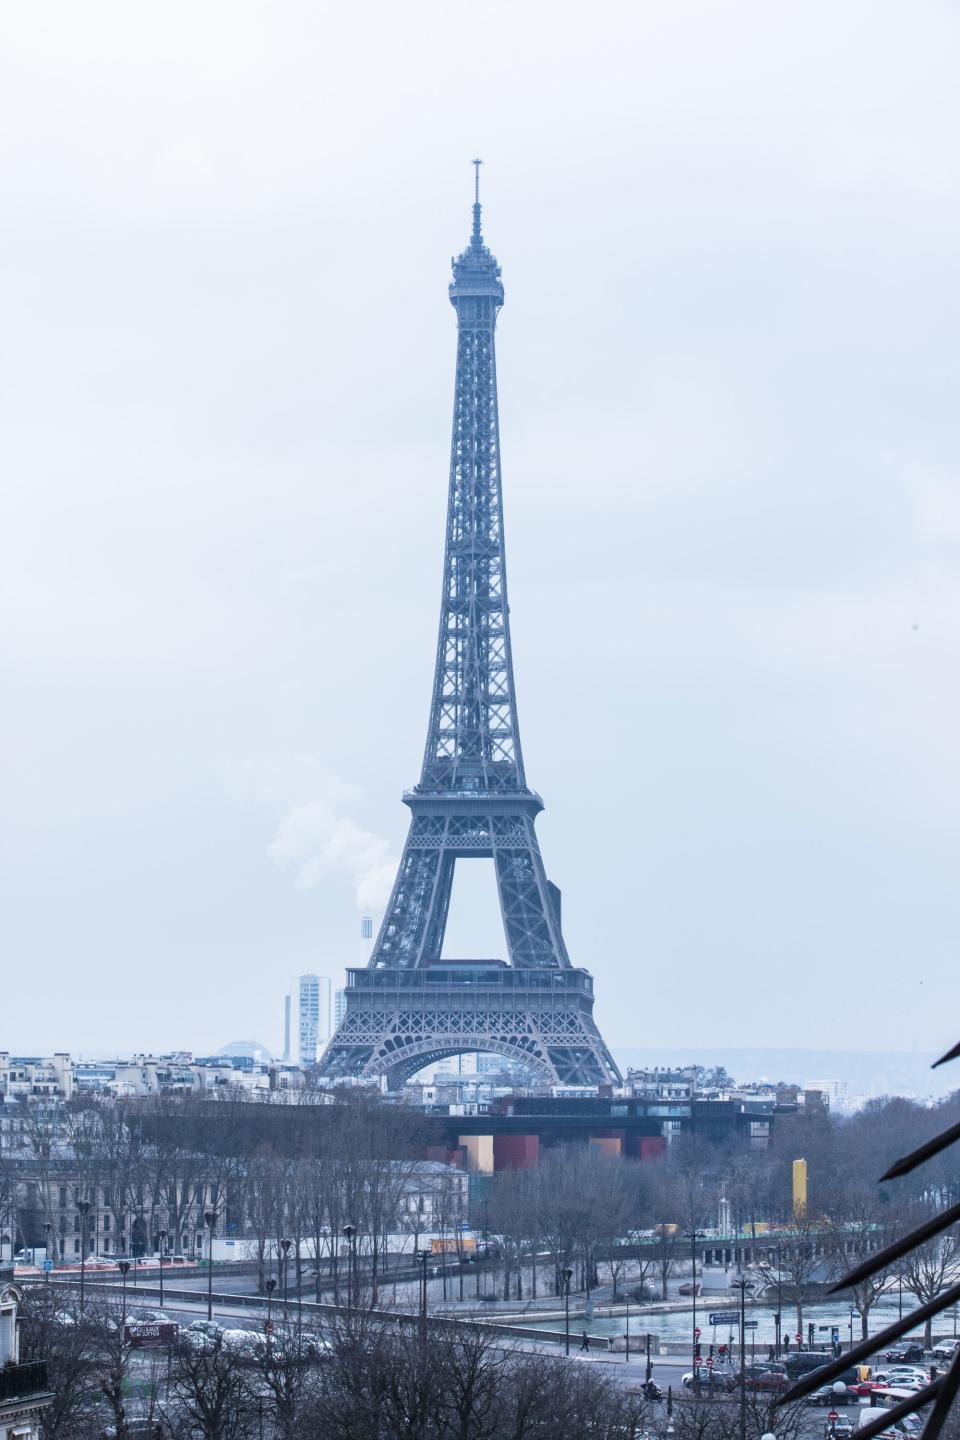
[2,2,959,1062]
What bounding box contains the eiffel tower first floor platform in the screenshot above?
[316,961,622,1090]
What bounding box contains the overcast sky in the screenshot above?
[2,2,959,1066]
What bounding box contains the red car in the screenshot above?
[851,1381,885,1396]
[744,1372,790,1392]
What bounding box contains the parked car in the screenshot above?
[882,1343,925,1364]
[220,1329,266,1361]
[932,1339,960,1363]
[744,1371,790,1392]
[805,1386,863,1407]
[681,1370,737,1391]
[786,1354,841,1379]
[824,1418,855,1439]
[872,1368,929,1386]
[182,1320,225,1352]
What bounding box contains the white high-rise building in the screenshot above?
[298,975,321,1066]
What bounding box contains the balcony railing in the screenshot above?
[0,1360,49,1402]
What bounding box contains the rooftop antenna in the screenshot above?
[471,157,483,245]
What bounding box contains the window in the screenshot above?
[73,1214,80,1232]
[59,1186,66,1207]
[104,1215,110,1231]
[74,1239,80,1255]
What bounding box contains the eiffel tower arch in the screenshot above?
[318,168,620,1091]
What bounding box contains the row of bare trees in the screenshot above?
[477,1091,960,1337]
[18,1281,651,1440]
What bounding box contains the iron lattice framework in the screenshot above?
[318,173,620,1090]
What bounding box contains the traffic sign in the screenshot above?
[827,1411,839,1422]
[709,1312,740,1325]
[693,1355,702,1367]
[706,1356,714,1368]
[41,1260,54,1273]
[694,1327,701,1337]
[796,1333,802,1342]
[743,1320,759,1329]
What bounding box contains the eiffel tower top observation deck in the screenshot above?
[317,169,620,1087]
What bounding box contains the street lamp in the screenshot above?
[78,1199,91,1313]
[562,1267,574,1357]
[44,1223,52,1281]
[203,1211,216,1321]
[683,1230,705,1384]
[731,1278,748,1440]
[265,1277,277,1330]
[849,1308,855,1347]
[280,1238,292,1306]
[342,1225,356,1316]
[118,1259,131,1334]
[416,1248,430,1342]
[775,1242,783,1356]
[158,1230,167,1309]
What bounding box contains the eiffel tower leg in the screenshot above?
[366,818,452,970]
[492,816,569,968]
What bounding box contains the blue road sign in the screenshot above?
[42,1260,54,1272]
[708,1312,740,1325]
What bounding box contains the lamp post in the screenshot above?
[416,1248,429,1343]
[44,1223,52,1282]
[731,1278,748,1440]
[342,1225,356,1317]
[684,1230,705,1386]
[158,1230,167,1309]
[204,1211,216,1321]
[280,1238,292,1307]
[625,1293,629,1362]
[118,1259,131,1334]
[775,1242,783,1356]
[265,1277,277,1329]
[563,1267,574,1357]
[78,1199,91,1313]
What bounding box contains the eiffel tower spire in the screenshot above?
[318,170,620,1089]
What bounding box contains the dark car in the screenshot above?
[805,1385,863,1407]
[786,1353,836,1378]
[682,1370,737,1392]
[882,1343,925,1364]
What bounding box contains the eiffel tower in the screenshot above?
[318,166,620,1090]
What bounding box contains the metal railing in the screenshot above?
[0,1360,49,1401]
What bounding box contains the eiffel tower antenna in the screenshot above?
[471,157,483,245]
[319,181,620,1090]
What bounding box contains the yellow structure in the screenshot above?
[792,1157,808,1216]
